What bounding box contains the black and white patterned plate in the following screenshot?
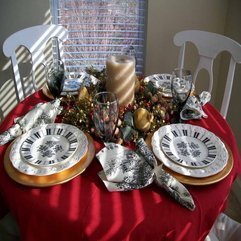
[62,72,99,95]
[10,123,88,176]
[20,125,81,167]
[161,129,218,168]
[144,74,172,97]
[152,124,228,178]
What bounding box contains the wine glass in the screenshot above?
[92,91,119,142]
[171,68,193,122]
[45,59,65,98]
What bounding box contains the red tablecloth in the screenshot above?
[0,90,240,241]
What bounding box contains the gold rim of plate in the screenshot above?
[4,133,95,187]
[145,134,233,186]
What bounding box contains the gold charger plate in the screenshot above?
[4,133,95,187]
[145,134,233,186]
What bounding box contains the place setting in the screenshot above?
[3,123,95,187]
[0,58,98,187]
[147,69,231,185]
[151,123,232,185]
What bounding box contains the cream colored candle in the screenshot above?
[106,55,136,106]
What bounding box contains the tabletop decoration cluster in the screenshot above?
[60,67,177,144]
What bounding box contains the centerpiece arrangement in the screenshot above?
[61,65,176,144]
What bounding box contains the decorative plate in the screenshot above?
[162,146,233,185]
[63,78,82,93]
[10,123,88,176]
[4,133,95,187]
[161,130,217,168]
[152,124,228,178]
[144,74,172,97]
[20,124,81,167]
[62,72,99,95]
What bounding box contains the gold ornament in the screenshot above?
[78,87,89,101]
[134,76,140,93]
[133,107,153,132]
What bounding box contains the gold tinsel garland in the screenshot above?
[61,68,177,143]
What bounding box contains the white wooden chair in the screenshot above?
[3,24,68,102]
[173,30,241,118]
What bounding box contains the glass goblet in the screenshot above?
[171,68,193,122]
[92,91,119,142]
[45,59,65,98]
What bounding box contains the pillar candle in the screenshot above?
[106,55,136,107]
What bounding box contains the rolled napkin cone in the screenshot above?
[154,165,196,211]
[0,99,62,146]
[180,91,211,120]
[0,124,22,145]
[136,138,195,211]
[15,98,62,132]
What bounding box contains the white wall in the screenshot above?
[145,0,228,75]
[223,0,241,152]
[0,0,50,121]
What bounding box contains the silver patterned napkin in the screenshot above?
[97,143,154,191]
[96,139,195,211]
[0,99,62,146]
[180,91,211,120]
[136,138,195,211]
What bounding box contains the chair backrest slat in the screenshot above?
[174,30,241,118]
[3,24,68,102]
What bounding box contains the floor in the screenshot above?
[224,177,241,223]
[0,213,20,241]
[0,177,240,241]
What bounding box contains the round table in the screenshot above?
[0,90,240,241]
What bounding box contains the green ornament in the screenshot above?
[121,126,138,142]
[123,111,134,127]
